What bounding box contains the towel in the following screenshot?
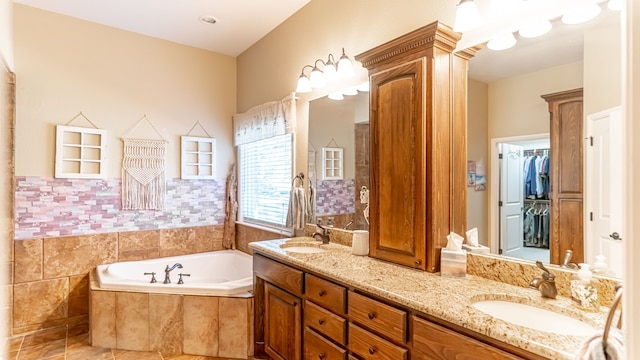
[576,328,624,360]
[286,185,307,230]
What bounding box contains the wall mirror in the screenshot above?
[307,89,369,230]
[465,5,622,279]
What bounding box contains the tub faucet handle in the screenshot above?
[144,272,157,283]
[177,273,191,285]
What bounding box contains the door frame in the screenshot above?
[489,133,550,255]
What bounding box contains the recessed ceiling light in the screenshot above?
[200,16,217,25]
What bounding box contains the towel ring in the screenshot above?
[292,172,305,186]
[602,285,623,349]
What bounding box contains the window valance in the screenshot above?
[233,92,296,147]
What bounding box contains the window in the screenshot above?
[238,133,292,229]
[322,147,343,179]
[55,125,107,178]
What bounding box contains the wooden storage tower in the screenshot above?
[355,21,474,272]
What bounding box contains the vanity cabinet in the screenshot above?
[253,252,537,360]
[541,88,584,264]
[355,21,472,272]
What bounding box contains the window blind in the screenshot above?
[239,134,292,228]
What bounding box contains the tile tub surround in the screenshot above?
[11,225,225,336]
[89,273,254,358]
[249,237,612,360]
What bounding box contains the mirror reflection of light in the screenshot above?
[356,81,370,92]
[453,0,483,33]
[343,87,358,96]
[518,19,552,38]
[328,92,344,100]
[487,32,517,51]
[561,0,602,24]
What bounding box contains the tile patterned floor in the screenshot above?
[6,327,227,360]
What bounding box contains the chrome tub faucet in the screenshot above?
[530,261,557,299]
[163,263,183,284]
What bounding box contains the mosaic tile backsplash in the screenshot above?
[15,176,226,240]
[314,178,355,216]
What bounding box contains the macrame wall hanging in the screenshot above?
[121,115,168,210]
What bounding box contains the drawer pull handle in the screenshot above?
[368,347,376,355]
[318,352,326,360]
[318,290,327,296]
[318,319,325,325]
[367,312,375,320]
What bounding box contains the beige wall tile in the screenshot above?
[13,278,68,329]
[183,296,218,357]
[115,292,149,351]
[118,230,161,261]
[68,293,88,317]
[194,225,224,253]
[43,234,117,278]
[218,297,249,359]
[90,290,116,349]
[14,238,42,283]
[149,294,183,355]
[160,228,195,257]
[69,274,88,297]
[235,224,283,255]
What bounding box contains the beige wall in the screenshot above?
[0,0,12,71]
[14,5,237,179]
[467,79,488,245]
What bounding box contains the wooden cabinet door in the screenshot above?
[542,88,584,264]
[368,59,427,270]
[265,283,302,360]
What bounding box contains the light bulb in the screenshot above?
[323,61,338,83]
[309,66,324,88]
[453,0,483,33]
[295,74,311,93]
[337,49,354,78]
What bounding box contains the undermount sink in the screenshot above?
[473,300,598,336]
[279,243,326,253]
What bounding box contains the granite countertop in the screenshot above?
[248,237,611,360]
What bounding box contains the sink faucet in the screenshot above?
[529,261,557,299]
[313,223,330,244]
[163,263,183,284]
[561,249,579,270]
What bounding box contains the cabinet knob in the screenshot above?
[318,290,327,296]
[368,347,376,355]
[367,312,375,320]
[318,319,325,325]
[318,352,326,360]
[414,259,422,267]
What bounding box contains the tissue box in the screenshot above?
[462,244,490,254]
[440,249,467,277]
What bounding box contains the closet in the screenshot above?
[522,148,550,249]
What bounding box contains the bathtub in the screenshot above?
[95,250,253,297]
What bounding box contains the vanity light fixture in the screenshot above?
[518,19,552,38]
[295,48,355,94]
[453,0,483,33]
[561,0,602,25]
[328,92,345,100]
[356,81,370,92]
[487,32,517,51]
[342,87,358,96]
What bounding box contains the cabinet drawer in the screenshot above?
[304,301,347,345]
[306,274,347,314]
[348,323,407,360]
[254,253,303,296]
[412,316,522,360]
[348,291,407,344]
[304,327,347,360]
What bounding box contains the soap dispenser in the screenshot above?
[570,263,600,311]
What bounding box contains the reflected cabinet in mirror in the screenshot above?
[466,6,622,278]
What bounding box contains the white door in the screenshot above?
[586,107,624,277]
[499,143,524,257]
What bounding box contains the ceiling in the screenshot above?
[12,0,619,82]
[13,0,311,57]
